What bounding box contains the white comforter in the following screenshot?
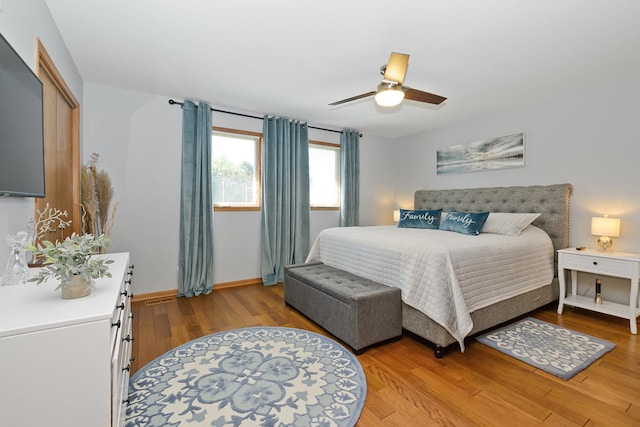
[306,225,554,350]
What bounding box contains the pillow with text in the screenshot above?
[397,209,443,229]
[439,211,489,235]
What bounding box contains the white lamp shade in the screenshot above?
[375,88,405,107]
[591,216,620,237]
[393,209,400,222]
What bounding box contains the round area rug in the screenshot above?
[125,327,367,427]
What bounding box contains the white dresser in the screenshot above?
[0,252,134,427]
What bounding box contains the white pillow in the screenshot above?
[481,212,541,236]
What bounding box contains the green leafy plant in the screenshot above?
[28,233,114,289]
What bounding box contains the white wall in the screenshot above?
[393,77,640,303]
[359,134,398,226]
[82,85,178,295]
[82,83,395,294]
[0,0,83,267]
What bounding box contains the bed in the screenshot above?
[306,183,573,357]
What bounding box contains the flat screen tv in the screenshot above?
[0,32,45,198]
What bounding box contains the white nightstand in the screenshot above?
[557,248,640,333]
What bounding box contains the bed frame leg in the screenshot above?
[434,345,444,359]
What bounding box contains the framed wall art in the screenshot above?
[436,132,525,175]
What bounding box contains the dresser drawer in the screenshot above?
[110,295,127,352]
[110,269,132,350]
[111,260,134,427]
[562,253,634,277]
[112,315,132,427]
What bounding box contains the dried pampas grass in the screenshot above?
[81,153,116,239]
[96,169,113,233]
[81,164,97,235]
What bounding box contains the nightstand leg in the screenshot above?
[630,279,638,334]
[557,268,566,314]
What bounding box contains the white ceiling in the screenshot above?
[44,0,640,139]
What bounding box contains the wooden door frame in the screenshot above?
[34,37,81,235]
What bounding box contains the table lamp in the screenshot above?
[393,209,400,223]
[591,215,620,251]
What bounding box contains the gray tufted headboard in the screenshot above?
[414,184,573,270]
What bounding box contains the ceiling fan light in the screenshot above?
[375,85,405,107]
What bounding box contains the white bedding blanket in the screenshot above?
[306,225,554,350]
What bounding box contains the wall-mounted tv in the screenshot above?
[0,32,45,198]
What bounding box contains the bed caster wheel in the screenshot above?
[434,345,444,359]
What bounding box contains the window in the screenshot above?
[211,127,261,210]
[309,142,340,209]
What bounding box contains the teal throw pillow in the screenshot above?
[397,209,442,229]
[439,211,489,235]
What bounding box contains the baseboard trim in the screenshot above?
[132,289,177,304]
[131,277,263,303]
[214,277,263,289]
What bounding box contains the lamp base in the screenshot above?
[596,236,613,252]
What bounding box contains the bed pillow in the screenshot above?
[482,212,541,236]
[397,209,442,229]
[439,211,489,235]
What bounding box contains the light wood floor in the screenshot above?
[131,283,640,426]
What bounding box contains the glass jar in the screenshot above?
[2,231,30,286]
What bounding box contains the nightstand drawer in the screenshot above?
[562,253,633,276]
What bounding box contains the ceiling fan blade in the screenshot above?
[328,91,376,106]
[403,88,447,105]
[383,52,409,84]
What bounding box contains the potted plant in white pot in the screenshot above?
[28,233,113,299]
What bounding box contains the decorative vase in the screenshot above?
[2,231,30,286]
[61,276,92,299]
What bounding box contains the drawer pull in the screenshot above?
[120,290,128,296]
[111,320,121,328]
[123,335,135,343]
[116,303,125,310]
[125,279,132,285]
[593,261,598,265]
[130,356,136,363]
[123,364,130,372]
[123,398,130,405]
[129,313,134,320]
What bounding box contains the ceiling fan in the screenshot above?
[329,52,447,108]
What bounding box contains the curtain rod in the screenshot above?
[168,99,362,137]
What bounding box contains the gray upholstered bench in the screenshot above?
[284,262,402,353]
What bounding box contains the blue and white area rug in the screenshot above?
[476,317,615,380]
[125,327,366,427]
